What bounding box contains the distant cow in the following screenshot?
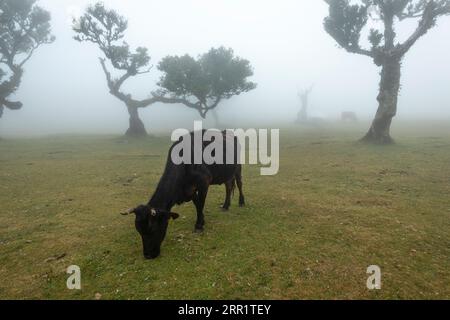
[121,130,245,259]
[341,111,358,122]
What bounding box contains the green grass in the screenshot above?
[0,124,449,299]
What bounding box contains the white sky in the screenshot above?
[1,0,450,136]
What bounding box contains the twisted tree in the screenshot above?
[0,0,54,119]
[211,108,222,128]
[296,85,314,123]
[73,3,158,137]
[324,0,450,143]
[154,47,256,120]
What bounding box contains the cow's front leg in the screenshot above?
[189,166,212,232]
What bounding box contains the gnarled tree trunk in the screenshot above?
[362,58,401,144]
[125,105,147,137]
[296,86,312,124]
[297,106,307,123]
[212,109,223,129]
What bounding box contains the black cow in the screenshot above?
[122,130,245,259]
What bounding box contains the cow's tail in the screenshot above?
[231,177,236,198]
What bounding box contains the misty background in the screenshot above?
[1,0,449,137]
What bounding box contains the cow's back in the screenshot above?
[181,130,240,186]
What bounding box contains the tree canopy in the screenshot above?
[155,47,256,118]
[324,0,450,65]
[0,0,54,117]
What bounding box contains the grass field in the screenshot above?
[0,123,449,299]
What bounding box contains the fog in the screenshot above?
[1,0,450,137]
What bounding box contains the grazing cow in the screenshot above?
[121,130,245,259]
[341,111,358,122]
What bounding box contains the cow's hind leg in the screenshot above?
[222,179,234,211]
[236,166,245,207]
[192,188,208,232]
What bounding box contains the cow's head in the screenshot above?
[121,205,179,259]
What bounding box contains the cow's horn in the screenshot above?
[120,208,135,216]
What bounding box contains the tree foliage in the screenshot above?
[155,47,256,118]
[0,0,54,118]
[324,0,450,64]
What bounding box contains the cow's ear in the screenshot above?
[169,212,180,220]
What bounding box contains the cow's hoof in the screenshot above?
[239,203,246,207]
[221,206,229,212]
[194,226,204,233]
